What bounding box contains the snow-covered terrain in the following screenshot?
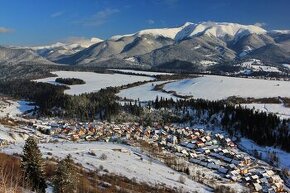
[199,60,218,66]
[237,59,281,74]
[162,75,290,100]
[239,138,290,169]
[0,99,36,118]
[110,23,189,40]
[1,142,211,193]
[117,81,178,102]
[111,21,266,42]
[283,64,290,70]
[240,103,290,120]
[35,71,154,95]
[0,125,30,143]
[175,21,266,41]
[29,37,103,51]
[110,69,172,76]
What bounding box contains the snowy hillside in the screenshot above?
[1,142,211,193]
[240,103,290,120]
[0,99,36,118]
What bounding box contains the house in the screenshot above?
[244,176,251,182]
[266,170,275,177]
[181,149,189,156]
[0,139,9,146]
[207,163,219,170]
[270,175,282,183]
[204,149,211,154]
[196,141,205,148]
[273,183,284,192]
[243,157,251,165]
[218,167,228,174]
[230,176,238,182]
[251,175,259,181]
[186,142,196,150]
[253,183,262,192]
[240,167,249,175]
[229,164,237,170]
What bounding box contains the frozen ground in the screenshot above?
[163,75,290,100]
[240,103,290,120]
[110,69,172,76]
[35,71,154,95]
[1,142,211,193]
[117,81,179,102]
[0,99,36,118]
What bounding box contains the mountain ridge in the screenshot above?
[1,21,290,74]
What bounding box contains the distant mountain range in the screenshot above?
[1,21,290,74]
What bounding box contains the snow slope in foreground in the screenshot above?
[1,142,210,193]
[35,71,154,95]
[241,103,290,120]
[163,75,290,100]
[117,81,179,102]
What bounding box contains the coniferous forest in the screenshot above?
[0,79,289,152]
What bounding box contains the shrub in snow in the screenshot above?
[99,153,108,160]
[88,151,96,156]
[178,175,186,184]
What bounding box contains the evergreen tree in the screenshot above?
[21,136,47,193]
[53,155,78,193]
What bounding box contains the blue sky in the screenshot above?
[0,0,289,46]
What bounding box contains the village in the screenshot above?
[1,117,281,193]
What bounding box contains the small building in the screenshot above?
[253,183,262,192]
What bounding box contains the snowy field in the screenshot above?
[117,81,179,102]
[0,99,35,118]
[1,142,210,193]
[241,103,290,119]
[35,71,154,95]
[163,75,290,100]
[109,69,172,76]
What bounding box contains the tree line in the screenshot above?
[55,78,86,85]
[0,80,119,120]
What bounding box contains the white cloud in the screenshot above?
[254,22,267,28]
[50,11,64,18]
[0,27,13,33]
[79,8,120,27]
[146,19,155,25]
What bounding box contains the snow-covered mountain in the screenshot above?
[110,21,266,42]
[2,21,289,73]
[56,21,290,72]
[29,37,103,61]
[0,46,55,65]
